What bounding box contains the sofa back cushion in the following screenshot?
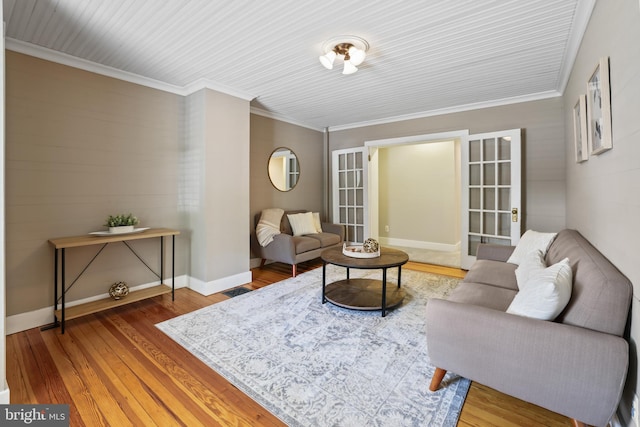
[547,229,632,336]
[254,210,309,235]
[281,210,308,235]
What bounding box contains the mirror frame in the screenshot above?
[267,147,300,192]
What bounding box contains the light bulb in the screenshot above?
[342,60,358,75]
[348,46,366,66]
[319,51,336,69]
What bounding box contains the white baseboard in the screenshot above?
[6,274,190,335]
[0,382,9,404]
[188,270,252,296]
[378,237,461,253]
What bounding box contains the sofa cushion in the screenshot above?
[506,257,572,321]
[293,236,321,254]
[447,282,516,311]
[507,230,557,265]
[463,259,518,291]
[306,232,341,248]
[514,249,546,289]
[288,212,318,236]
[312,212,323,233]
[281,210,308,235]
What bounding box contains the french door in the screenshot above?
[461,129,522,269]
[332,147,368,244]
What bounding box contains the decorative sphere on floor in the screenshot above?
[363,238,379,253]
[109,281,129,300]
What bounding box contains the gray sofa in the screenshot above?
[250,210,345,277]
[426,229,632,427]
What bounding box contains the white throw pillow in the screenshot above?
[256,208,284,247]
[287,212,318,236]
[506,257,572,321]
[507,230,558,265]
[514,249,546,290]
[312,212,323,233]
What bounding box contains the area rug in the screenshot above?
[156,265,470,426]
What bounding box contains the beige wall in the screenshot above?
[249,114,324,229]
[5,51,188,316]
[328,97,567,233]
[378,141,459,245]
[563,1,640,423]
[4,51,318,319]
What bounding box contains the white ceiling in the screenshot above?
[3,0,594,131]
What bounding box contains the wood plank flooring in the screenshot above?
[7,260,571,426]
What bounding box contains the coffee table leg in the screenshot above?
[382,268,387,317]
[398,265,402,288]
[322,261,327,304]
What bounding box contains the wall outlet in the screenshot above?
[632,393,639,427]
[384,225,389,232]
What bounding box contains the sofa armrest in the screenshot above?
[321,222,345,241]
[426,299,628,426]
[256,233,298,265]
[476,244,515,262]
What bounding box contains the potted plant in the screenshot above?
[105,213,139,234]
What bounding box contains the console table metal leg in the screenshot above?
[41,250,62,332]
[54,249,58,314]
[172,235,175,301]
[160,236,164,290]
[61,248,66,334]
[322,261,327,303]
[382,267,387,317]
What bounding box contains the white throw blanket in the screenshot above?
[256,208,284,247]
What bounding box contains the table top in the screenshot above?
[49,228,180,249]
[321,246,409,269]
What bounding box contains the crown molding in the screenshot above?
[182,78,255,101]
[328,90,562,132]
[5,38,255,100]
[250,107,323,132]
[556,0,596,94]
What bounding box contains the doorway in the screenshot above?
[365,131,467,268]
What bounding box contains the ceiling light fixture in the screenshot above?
[319,36,369,75]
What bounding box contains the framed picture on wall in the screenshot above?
[586,57,612,155]
[573,94,588,162]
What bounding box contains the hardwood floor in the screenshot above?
[7,260,571,426]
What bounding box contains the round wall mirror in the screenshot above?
[268,147,300,192]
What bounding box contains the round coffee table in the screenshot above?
[321,246,409,317]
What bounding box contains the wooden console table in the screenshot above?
[47,228,180,333]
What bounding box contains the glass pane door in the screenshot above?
[332,147,368,243]
[462,129,521,269]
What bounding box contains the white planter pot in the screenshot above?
[109,225,135,234]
